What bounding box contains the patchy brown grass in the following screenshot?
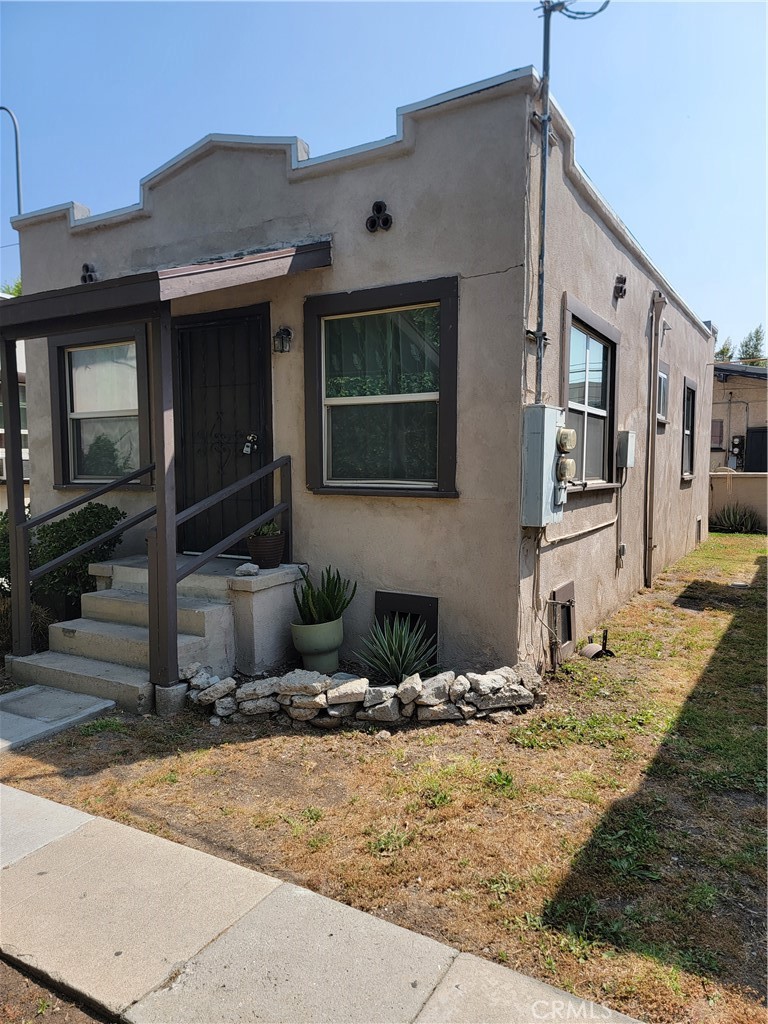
[2,533,765,1024]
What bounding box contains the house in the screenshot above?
[0,68,713,710]
[710,361,767,472]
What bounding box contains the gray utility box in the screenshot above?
[521,404,566,528]
[617,430,636,469]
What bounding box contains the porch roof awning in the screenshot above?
[0,241,332,340]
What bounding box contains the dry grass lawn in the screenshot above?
[1,533,765,1024]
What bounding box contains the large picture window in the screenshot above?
[305,280,458,496]
[49,323,149,486]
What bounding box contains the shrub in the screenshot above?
[249,521,282,538]
[709,503,764,534]
[293,566,357,625]
[0,595,53,654]
[356,613,437,686]
[0,503,127,602]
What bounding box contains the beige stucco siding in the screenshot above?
[18,80,531,670]
[520,101,712,658]
[710,375,767,470]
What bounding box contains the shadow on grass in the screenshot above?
[541,554,767,998]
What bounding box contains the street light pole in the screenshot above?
[0,106,24,215]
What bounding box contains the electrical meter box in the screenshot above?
[521,404,567,528]
[617,430,636,469]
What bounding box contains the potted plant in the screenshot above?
[246,521,285,569]
[291,566,357,673]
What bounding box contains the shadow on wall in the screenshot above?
[541,555,767,999]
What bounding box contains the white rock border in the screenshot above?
[182,664,546,728]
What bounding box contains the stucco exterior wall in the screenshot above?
[519,99,713,662]
[16,77,532,670]
[709,472,768,531]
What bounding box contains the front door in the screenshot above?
[174,306,272,554]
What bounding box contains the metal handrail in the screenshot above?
[176,502,288,583]
[23,464,155,531]
[175,456,289,527]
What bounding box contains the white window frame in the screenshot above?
[657,360,670,423]
[567,326,613,484]
[320,302,440,489]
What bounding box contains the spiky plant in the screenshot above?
[293,566,357,625]
[356,613,437,686]
[709,503,764,534]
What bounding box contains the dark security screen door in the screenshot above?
[175,307,272,554]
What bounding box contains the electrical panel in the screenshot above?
[521,404,575,527]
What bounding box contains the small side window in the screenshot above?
[657,360,670,423]
[682,377,697,478]
[710,419,724,450]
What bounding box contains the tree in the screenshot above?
[0,277,21,297]
[738,324,766,366]
[714,336,734,362]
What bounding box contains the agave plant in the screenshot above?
[709,503,764,534]
[293,566,357,625]
[356,613,437,686]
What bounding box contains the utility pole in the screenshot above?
[0,106,24,215]
[533,1,608,404]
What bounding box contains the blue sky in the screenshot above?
[1,1,765,345]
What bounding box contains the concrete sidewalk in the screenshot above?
[0,784,640,1024]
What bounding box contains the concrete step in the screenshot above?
[80,589,231,638]
[90,556,303,600]
[8,652,153,714]
[49,618,208,672]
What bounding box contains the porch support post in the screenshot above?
[280,458,293,564]
[0,335,31,655]
[147,304,178,688]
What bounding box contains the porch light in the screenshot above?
[272,326,293,353]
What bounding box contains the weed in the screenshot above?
[160,770,179,784]
[36,998,52,1016]
[368,826,412,855]
[486,766,518,798]
[509,710,652,750]
[302,806,324,823]
[79,716,126,736]
[483,871,521,900]
[307,832,331,852]
[592,804,661,881]
[685,882,719,911]
[421,783,452,808]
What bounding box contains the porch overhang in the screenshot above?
[0,240,332,339]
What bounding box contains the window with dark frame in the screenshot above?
[0,381,30,481]
[304,279,458,496]
[710,418,724,450]
[566,321,613,482]
[48,323,150,486]
[682,377,697,477]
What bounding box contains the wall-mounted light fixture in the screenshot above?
[613,274,627,300]
[272,326,293,353]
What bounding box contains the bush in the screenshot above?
[0,595,53,654]
[356,613,437,686]
[0,503,127,602]
[709,503,764,534]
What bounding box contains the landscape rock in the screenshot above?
[326,702,357,718]
[375,730,392,741]
[331,672,361,682]
[187,689,201,704]
[449,675,470,702]
[275,669,329,696]
[456,701,477,719]
[239,696,280,715]
[464,681,535,711]
[400,700,416,718]
[197,677,237,704]
[235,678,279,701]
[495,663,544,694]
[276,693,294,705]
[417,702,464,722]
[416,671,455,706]
[234,562,260,576]
[397,674,422,704]
[327,677,369,704]
[466,671,505,696]
[287,707,319,721]
[309,714,342,729]
[291,692,328,710]
[179,661,203,681]
[364,685,397,708]
[208,716,221,726]
[358,696,400,722]
[214,696,237,717]
[188,670,212,690]
[229,713,246,723]
[486,709,521,725]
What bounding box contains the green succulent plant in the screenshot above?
[356,613,437,686]
[293,566,357,625]
[249,521,282,538]
[709,503,764,534]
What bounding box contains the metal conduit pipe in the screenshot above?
[644,291,666,587]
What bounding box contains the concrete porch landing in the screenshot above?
[0,784,639,1024]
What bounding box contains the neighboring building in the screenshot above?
[710,362,768,472]
[0,68,713,702]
